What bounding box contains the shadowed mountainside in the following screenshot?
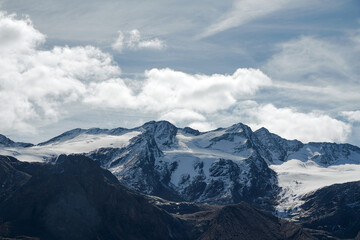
[0,154,315,240]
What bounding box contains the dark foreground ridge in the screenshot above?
[298,181,360,239]
[0,155,313,240]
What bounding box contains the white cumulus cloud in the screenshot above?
[0,12,45,52]
[84,67,272,113]
[112,29,165,52]
[0,12,120,133]
[342,110,360,123]
[232,102,351,143]
[159,109,206,124]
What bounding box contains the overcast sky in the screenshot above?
[0,0,359,145]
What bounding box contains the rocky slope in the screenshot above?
[0,155,316,240]
[297,181,360,239]
[151,198,316,240]
[0,155,187,240]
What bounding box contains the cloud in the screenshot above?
[188,121,217,132]
[350,29,360,51]
[342,111,360,123]
[134,67,272,113]
[85,67,272,114]
[112,31,124,52]
[261,33,360,117]
[112,29,165,52]
[0,11,355,146]
[159,109,206,124]
[232,102,351,143]
[0,12,45,52]
[0,11,271,135]
[158,109,213,131]
[198,0,319,39]
[263,36,352,83]
[0,12,120,133]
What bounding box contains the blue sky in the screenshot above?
[0,0,359,145]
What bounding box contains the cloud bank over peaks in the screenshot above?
[0,11,356,145]
[112,29,165,52]
[229,102,352,143]
[84,67,272,120]
[0,11,271,135]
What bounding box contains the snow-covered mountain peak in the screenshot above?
[225,122,251,133]
[139,121,178,148]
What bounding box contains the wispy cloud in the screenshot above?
[112,29,165,52]
[261,30,360,113]
[197,0,322,39]
[263,36,353,83]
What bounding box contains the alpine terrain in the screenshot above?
[1,121,360,239]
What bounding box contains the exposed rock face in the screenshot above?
[254,127,303,162]
[305,142,360,165]
[297,181,360,239]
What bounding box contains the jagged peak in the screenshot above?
[225,122,252,134]
[255,127,303,144]
[255,127,271,135]
[140,120,178,141]
[141,120,177,130]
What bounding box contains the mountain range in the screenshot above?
[1,121,360,239]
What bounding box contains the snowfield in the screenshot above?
[0,131,140,162]
[271,159,360,217]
